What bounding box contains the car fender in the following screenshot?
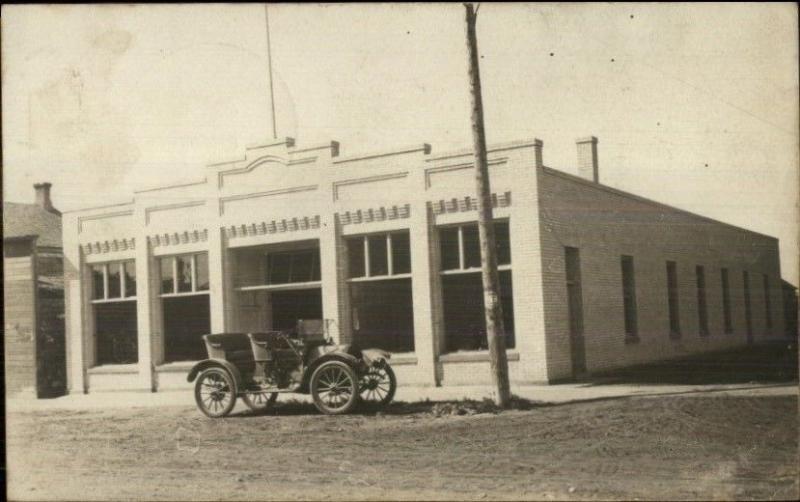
[361,348,391,366]
[186,359,243,395]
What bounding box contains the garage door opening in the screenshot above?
[270,289,323,331]
[232,240,324,334]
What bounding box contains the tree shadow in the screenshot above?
[232,395,546,418]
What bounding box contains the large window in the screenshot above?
[621,255,638,342]
[160,253,209,295]
[721,268,733,334]
[266,248,320,285]
[90,260,137,365]
[442,271,515,352]
[91,261,136,300]
[348,232,411,279]
[347,231,414,353]
[95,302,138,365]
[159,252,210,362]
[350,279,414,353]
[439,221,510,272]
[440,222,515,352]
[162,295,211,362]
[666,261,681,338]
[696,266,709,336]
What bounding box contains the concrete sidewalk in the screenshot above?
[7,381,797,413]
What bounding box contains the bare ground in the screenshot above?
[6,391,798,501]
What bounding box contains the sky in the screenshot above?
[2,3,798,282]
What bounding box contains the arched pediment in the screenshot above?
[217,155,289,190]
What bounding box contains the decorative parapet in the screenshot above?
[82,237,136,255]
[429,191,512,216]
[149,229,209,248]
[338,204,411,226]
[224,215,321,239]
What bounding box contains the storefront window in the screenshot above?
[124,261,137,298]
[90,260,136,300]
[265,248,321,285]
[89,260,137,365]
[159,253,208,295]
[107,263,121,299]
[440,221,510,272]
[347,231,411,278]
[158,252,211,362]
[91,264,105,300]
[176,255,193,293]
[161,257,175,294]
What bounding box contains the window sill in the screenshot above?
[388,353,418,365]
[88,364,139,375]
[91,298,137,304]
[236,281,321,292]
[160,291,210,298]
[438,351,520,363]
[440,265,511,276]
[155,361,198,373]
[347,274,412,283]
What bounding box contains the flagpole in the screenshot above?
[265,3,278,139]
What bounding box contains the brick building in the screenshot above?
[61,137,787,393]
[4,183,67,397]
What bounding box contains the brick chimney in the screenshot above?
[34,182,59,215]
[576,136,599,183]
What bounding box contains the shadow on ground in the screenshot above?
[234,395,542,419]
[227,341,797,418]
[579,340,798,386]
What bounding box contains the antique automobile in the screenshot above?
[187,320,397,417]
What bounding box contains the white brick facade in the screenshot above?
[61,137,787,393]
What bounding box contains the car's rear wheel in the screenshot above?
[310,360,359,415]
[242,390,278,413]
[194,367,237,418]
[359,364,396,406]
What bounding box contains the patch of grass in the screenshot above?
[241,395,541,418]
[400,395,538,417]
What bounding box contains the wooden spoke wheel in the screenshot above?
[359,364,396,406]
[242,390,278,413]
[194,367,236,418]
[310,361,359,415]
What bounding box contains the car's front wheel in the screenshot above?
[359,363,396,407]
[194,367,237,418]
[310,360,359,415]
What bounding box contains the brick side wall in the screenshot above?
[537,168,786,381]
[3,253,38,395]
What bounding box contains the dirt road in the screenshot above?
[6,392,798,501]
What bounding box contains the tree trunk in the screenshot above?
[464,3,511,408]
